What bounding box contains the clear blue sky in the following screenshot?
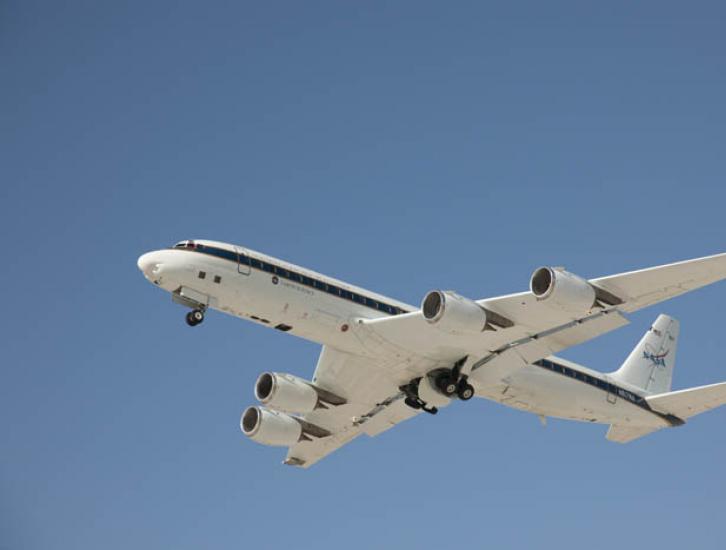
[2,2,725,549]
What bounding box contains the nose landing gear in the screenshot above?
[185,308,205,327]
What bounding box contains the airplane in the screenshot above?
[137,240,726,468]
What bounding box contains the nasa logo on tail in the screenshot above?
[643,348,669,368]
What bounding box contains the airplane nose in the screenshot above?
[137,252,159,278]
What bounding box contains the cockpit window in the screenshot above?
[173,240,196,249]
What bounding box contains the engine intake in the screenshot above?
[530,267,597,314]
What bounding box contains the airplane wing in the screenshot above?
[355,252,726,366]
[281,252,726,467]
[591,252,726,313]
[283,346,424,468]
[284,310,632,467]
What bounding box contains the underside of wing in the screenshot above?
[283,347,422,468]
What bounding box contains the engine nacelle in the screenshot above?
[421,290,488,333]
[255,372,319,414]
[530,267,596,314]
[240,406,302,447]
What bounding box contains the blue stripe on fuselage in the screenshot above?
[533,358,683,426]
[175,244,410,316]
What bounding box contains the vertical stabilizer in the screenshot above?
[610,314,679,394]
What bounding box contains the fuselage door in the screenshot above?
[605,377,617,405]
[236,246,251,275]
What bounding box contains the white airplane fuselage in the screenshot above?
[138,240,673,431]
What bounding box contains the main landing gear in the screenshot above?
[401,357,476,413]
[433,372,474,401]
[185,308,205,327]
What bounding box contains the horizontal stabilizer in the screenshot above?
[646,382,726,420]
[606,424,662,443]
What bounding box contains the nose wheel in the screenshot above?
[185,309,205,326]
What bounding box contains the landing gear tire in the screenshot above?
[186,309,204,326]
[457,380,475,401]
[435,373,458,397]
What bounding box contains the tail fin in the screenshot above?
[610,314,679,394]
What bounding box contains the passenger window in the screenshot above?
[214,275,221,284]
[198,271,206,279]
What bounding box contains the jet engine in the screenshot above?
[241,406,303,447]
[241,406,332,447]
[255,372,320,414]
[421,290,488,333]
[530,267,597,314]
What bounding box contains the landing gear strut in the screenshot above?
[185,308,205,327]
[449,356,475,401]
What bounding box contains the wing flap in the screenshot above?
[508,310,630,364]
[284,427,362,468]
